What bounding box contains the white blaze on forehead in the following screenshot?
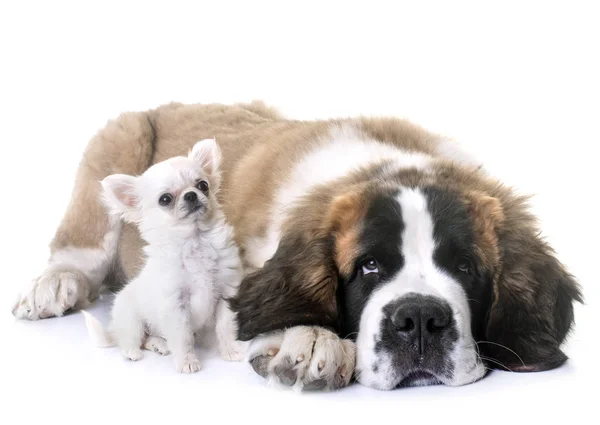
[356,188,483,389]
[366,188,461,301]
[394,189,471,310]
[399,189,437,269]
[244,124,434,269]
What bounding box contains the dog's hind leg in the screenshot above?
[110,290,145,361]
[12,111,156,320]
[143,335,170,356]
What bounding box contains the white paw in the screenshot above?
[143,336,171,356]
[176,355,202,373]
[12,266,91,320]
[122,348,143,361]
[219,339,249,362]
[247,326,356,391]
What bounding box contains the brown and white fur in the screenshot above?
[12,101,581,390]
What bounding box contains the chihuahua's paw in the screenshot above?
[176,355,202,373]
[122,348,143,361]
[12,266,91,320]
[143,336,170,356]
[219,339,249,362]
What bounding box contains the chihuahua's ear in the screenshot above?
[100,174,140,222]
[189,138,222,182]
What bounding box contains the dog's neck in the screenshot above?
[141,209,226,258]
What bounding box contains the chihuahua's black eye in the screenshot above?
[158,193,173,206]
[197,180,209,193]
[361,258,379,276]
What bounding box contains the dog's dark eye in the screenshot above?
[361,258,379,275]
[457,260,472,275]
[158,193,173,206]
[197,180,209,193]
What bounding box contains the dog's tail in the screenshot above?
[81,310,115,347]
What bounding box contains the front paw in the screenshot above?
[176,355,202,373]
[12,266,91,320]
[219,339,249,362]
[247,326,356,391]
[121,348,143,361]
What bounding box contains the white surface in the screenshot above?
[0,1,597,424]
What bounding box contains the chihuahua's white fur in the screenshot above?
[85,139,247,373]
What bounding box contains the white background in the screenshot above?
[0,1,597,424]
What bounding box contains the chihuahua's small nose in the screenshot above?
[184,191,198,203]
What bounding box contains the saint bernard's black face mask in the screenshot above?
[342,187,493,389]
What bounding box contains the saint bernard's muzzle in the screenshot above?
[231,170,581,390]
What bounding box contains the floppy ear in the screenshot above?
[464,192,505,271]
[100,174,140,222]
[230,234,338,341]
[478,194,583,372]
[229,191,365,341]
[189,138,221,185]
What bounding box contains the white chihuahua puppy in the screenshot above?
[84,138,246,373]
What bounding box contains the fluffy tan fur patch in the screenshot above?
[327,190,368,277]
[464,191,505,272]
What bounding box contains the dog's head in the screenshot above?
[101,138,221,242]
[230,164,582,389]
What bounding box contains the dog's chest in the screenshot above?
[175,237,219,327]
[180,237,219,277]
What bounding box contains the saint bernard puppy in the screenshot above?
[13,101,582,391]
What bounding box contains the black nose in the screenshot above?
[184,191,198,203]
[388,295,452,355]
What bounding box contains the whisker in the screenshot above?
[476,341,526,367]
[472,339,482,358]
[461,338,511,373]
[478,355,514,372]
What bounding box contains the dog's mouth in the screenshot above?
[184,204,205,218]
[395,370,440,388]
